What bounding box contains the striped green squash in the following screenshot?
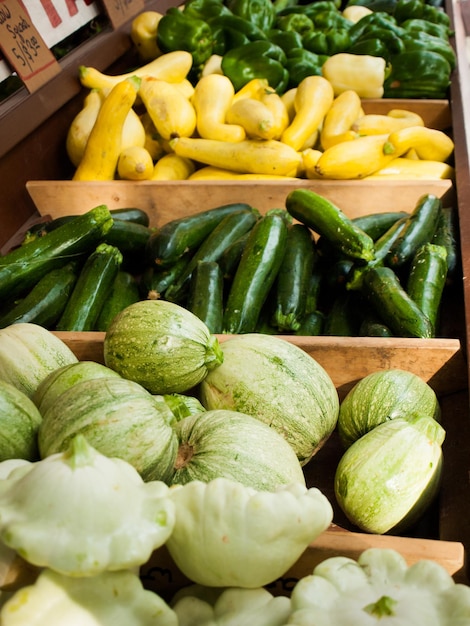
[0,323,78,398]
[170,409,306,491]
[38,376,178,482]
[337,368,441,449]
[0,380,42,461]
[103,300,224,394]
[199,334,339,465]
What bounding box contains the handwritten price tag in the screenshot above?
[0,0,60,93]
[101,0,145,29]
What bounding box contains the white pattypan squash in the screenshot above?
[285,548,470,625]
[0,568,177,626]
[165,477,333,588]
[0,435,175,576]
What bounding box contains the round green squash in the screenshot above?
[170,409,306,491]
[337,368,441,448]
[0,380,42,461]
[33,361,121,416]
[0,323,78,398]
[334,413,445,534]
[38,376,178,482]
[199,334,339,465]
[103,300,224,394]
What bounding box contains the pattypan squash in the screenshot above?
[285,547,470,625]
[0,567,178,626]
[165,477,333,588]
[0,435,175,577]
[172,585,291,626]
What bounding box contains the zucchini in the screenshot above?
[95,271,140,332]
[352,211,409,241]
[385,193,442,268]
[109,207,150,226]
[359,315,393,337]
[304,259,324,315]
[104,219,154,256]
[223,212,289,334]
[188,261,224,334]
[294,310,325,336]
[146,202,253,268]
[432,206,459,282]
[0,204,113,300]
[140,253,192,300]
[165,208,260,304]
[218,232,250,280]
[406,243,448,334]
[0,262,78,330]
[56,243,123,331]
[285,189,375,262]
[346,215,409,291]
[272,223,316,332]
[362,265,434,338]
[324,291,361,337]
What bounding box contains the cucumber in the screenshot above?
[95,271,140,332]
[362,265,434,338]
[432,206,459,282]
[188,261,224,334]
[285,189,375,262]
[406,243,448,334]
[56,243,123,331]
[271,223,316,332]
[165,208,260,304]
[223,212,289,334]
[385,193,442,268]
[0,204,113,300]
[140,253,192,300]
[352,211,409,240]
[146,202,253,268]
[0,263,78,330]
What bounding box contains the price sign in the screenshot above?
[100,0,144,29]
[0,0,60,92]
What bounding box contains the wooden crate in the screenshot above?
[48,331,469,595]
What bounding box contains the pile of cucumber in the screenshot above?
[0,191,459,337]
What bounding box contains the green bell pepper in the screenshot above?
[267,28,304,53]
[393,0,425,22]
[275,12,315,36]
[401,32,456,70]
[349,11,404,42]
[208,14,267,55]
[156,7,213,69]
[285,48,328,87]
[348,37,394,60]
[355,26,406,54]
[345,0,398,13]
[384,49,451,98]
[310,9,353,30]
[401,17,452,39]
[226,0,276,30]
[302,30,329,55]
[421,3,451,27]
[182,0,232,21]
[273,0,300,11]
[221,40,290,93]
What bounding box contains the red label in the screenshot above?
[0,0,60,93]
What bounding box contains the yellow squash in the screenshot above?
[130,11,163,61]
[117,146,154,180]
[364,157,455,180]
[387,126,455,162]
[66,89,102,167]
[73,76,140,181]
[226,97,276,140]
[78,51,193,90]
[231,78,270,104]
[188,166,298,180]
[151,153,196,180]
[257,86,290,140]
[192,74,245,142]
[139,76,197,141]
[281,76,334,152]
[352,109,425,135]
[320,89,362,151]
[170,137,302,176]
[314,134,398,179]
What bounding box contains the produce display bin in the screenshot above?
[1,0,470,601]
